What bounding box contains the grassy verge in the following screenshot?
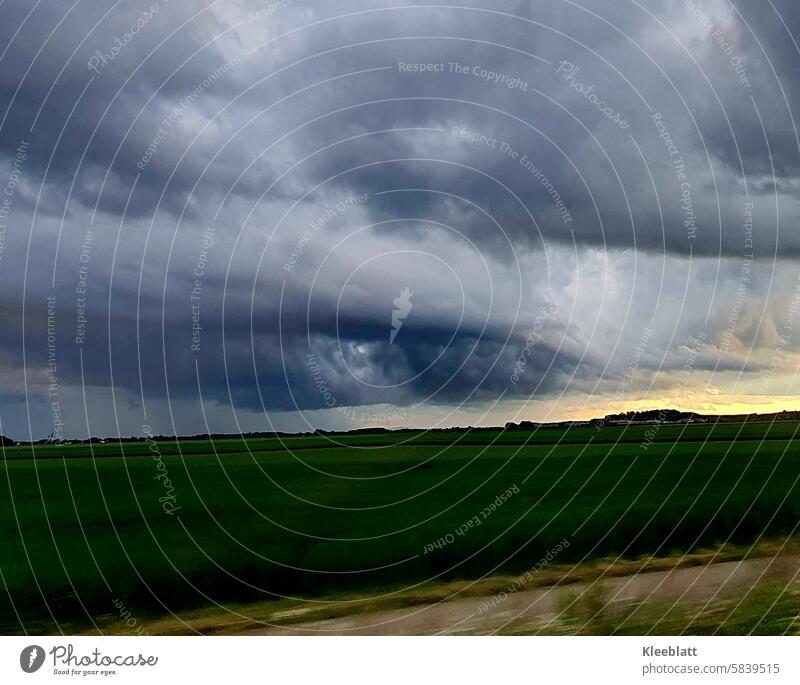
[81,537,800,635]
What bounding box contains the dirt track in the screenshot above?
[252,555,800,635]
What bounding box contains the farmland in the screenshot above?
[1,420,799,634]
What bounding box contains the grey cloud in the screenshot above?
[2,0,800,438]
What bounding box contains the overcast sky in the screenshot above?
[1,0,800,440]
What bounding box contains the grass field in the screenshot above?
[1,420,799,633]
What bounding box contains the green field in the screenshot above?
[1,420,799,633]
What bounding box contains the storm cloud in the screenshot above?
[1,0,800,439]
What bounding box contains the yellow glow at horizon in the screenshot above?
[564,394,800,421]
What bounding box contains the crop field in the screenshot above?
[1,420,799,633]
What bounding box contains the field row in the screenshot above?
[1,424,798,632]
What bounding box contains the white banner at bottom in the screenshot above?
[0,636,796,684]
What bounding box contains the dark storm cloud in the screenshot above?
[1,0,800,438]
